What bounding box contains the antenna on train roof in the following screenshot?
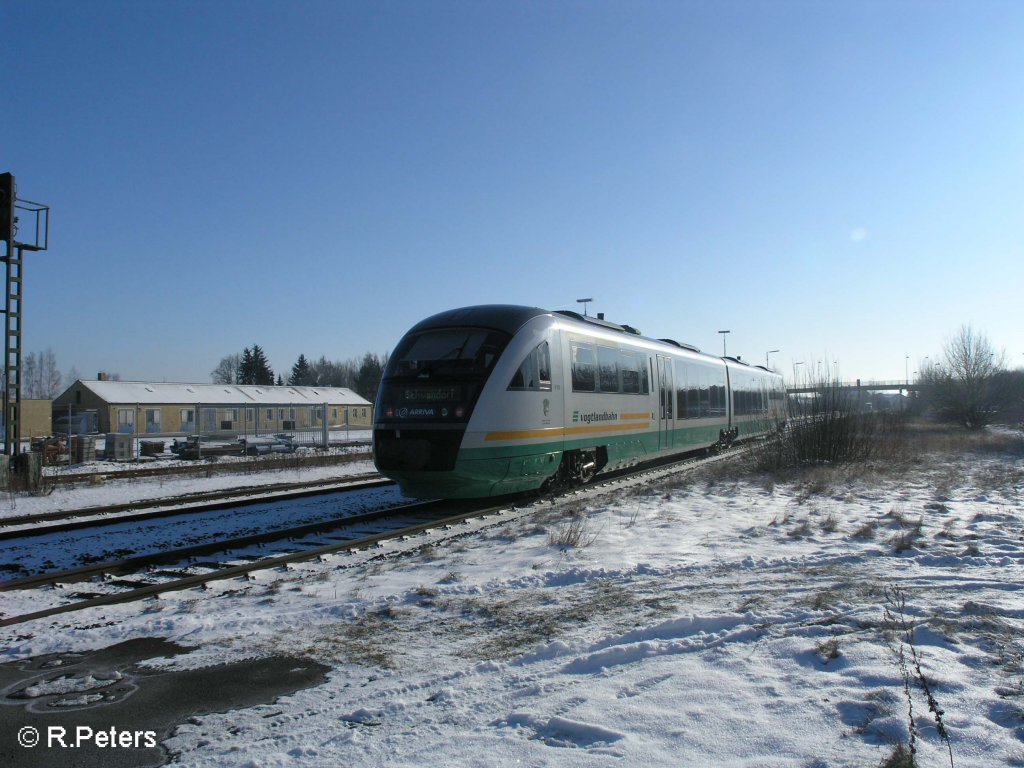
[576,297,594,317]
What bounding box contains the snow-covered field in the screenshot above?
[2,427,1022,767]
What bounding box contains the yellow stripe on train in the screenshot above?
[485,420,653,442]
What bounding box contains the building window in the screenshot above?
[117,408,135,433]
[145,409,161,434]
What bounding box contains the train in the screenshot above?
[373,305,787,498]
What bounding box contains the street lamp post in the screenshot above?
[718,330,730,357]
[766,349,779,368]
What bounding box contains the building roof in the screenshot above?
[66,380,373,406]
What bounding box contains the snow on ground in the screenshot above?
[2,427,1023,766]
[2,433,373,522]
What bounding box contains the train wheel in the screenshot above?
[573,450,597,484]
[541,449,600,494]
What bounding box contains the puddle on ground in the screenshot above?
[0,637,329,768]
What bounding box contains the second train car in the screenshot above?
[373,305,786,498]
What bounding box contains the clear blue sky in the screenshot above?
[4,0,1022,385]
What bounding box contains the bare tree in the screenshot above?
[211,353,242,384]
[40,349,63,398]
[22,352,38,398]
[921,325,1005,429]
[21,349,63,399]
[309,355,358,388]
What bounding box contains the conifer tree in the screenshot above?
[250,345,274,386]
[290,354,313,386]
[237,348,255,384]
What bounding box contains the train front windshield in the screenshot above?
[376,327,511,426]
[387,328,508,379]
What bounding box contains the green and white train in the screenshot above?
[373,305,786,498]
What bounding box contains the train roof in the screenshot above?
[408,305,781,376]
[406,305,549,337]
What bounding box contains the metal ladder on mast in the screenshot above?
[3,243,23,456]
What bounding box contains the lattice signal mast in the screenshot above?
[1,172,50,457]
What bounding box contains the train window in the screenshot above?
[711,368,727,416]
[641,357,650,394]
[733,377,745,415]
[508,341,552,391]
[387,328,510,379]
[597,346,619,392]
[621,351,640,394]
[700,372,711,417]
[674,360,688,418]
[732,372,766,416]
[684,366,696,417]
[571,342,596,392]
[660,359,673,418]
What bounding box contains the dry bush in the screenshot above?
[815,636,841,663]
[751,379,906,473]
[820,512,839,533]
[878,743,916,768]
[852,522,876,540]
[548,513,597,549]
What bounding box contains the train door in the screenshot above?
[723,363,733,434]
[656,355,674,450]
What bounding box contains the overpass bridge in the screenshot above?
[786,380,924,395]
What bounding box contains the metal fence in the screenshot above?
[194,402,362,450]
[109,402,368,460]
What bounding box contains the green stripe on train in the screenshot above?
[389,419,776,497]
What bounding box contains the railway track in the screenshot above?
[0,445,746,628]
[42,446,372,487]
[0,472,392,539]
[0,498,496,627]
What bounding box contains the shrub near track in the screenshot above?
[751,378,906,472]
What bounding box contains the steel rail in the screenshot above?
[0,473,391,540]
[44,448,372,487]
